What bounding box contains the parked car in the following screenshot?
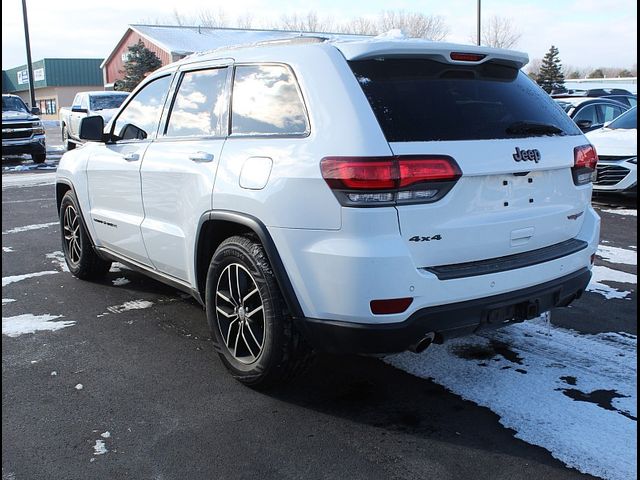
[2,94,46,163]
[555,97,629,132]
[552,87,633,98]
[59,91,129,149]
[586,106,637,195]
[56,36,599,387]
[601,94,637,108]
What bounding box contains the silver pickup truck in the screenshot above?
[59,91,129,149]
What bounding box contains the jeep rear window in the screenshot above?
[349,58,581,142]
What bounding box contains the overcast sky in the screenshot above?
[1,0,637,71]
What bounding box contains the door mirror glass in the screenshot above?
[79,115,105,141]
[30,106,41,115]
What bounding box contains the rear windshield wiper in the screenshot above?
[505,121,564,136]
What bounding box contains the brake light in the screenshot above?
[572,145,598,186]
[450,52,486,62]
[321,156,461,206]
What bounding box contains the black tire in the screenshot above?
[59,191,111,279]
[205,235,313,388]
[62,125,75,150]
[32,153,46,164]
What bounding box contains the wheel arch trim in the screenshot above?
[196,210,305,319]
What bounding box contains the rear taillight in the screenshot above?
[320,155,461,207]
[572,145,598,186]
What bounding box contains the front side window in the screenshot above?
[231,64,308,136]
[607,107,637,130]
[573,105,598,124]
[112,75,172,142]
[166,68,228,137]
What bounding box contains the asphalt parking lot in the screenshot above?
[2,131,637,479]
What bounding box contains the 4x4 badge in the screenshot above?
[513,147,541,163]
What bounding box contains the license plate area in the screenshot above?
[485,300,540,325]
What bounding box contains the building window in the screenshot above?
[37,98,57,115]
[121,52,130,62]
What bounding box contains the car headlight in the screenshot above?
[628,157,637,165]
[32,121,44,135]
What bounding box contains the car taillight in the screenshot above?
[572,145,598,186]
[320,155,461,207]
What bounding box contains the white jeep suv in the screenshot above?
[55,36,600,387]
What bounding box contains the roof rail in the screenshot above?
[254,36,329,47]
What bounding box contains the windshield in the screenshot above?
[2,96,29,113]
[607,107,637,130]
[90,94,128,111]
[349,58,581,142]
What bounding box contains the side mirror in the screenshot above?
[79,115,105,142]
[576,120,593,131]
[119,123,147,141]
[72,106,88,113]
[31,106,41,115]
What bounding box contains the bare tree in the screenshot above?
[476,15,521,49]
[526,58,542,79]
[236,13,254,29]
[198,8,229,28]
[276,11,336,32]
[377,10,448,40]
[339,16,378,35]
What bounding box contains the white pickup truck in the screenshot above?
[59,91,129,149]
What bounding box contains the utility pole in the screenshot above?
[21,0,36,109]
[476,0,481,46]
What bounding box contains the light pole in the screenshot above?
[477,0,481,46]
[21,0,36,109]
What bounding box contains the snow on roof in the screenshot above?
[131,24,363,56]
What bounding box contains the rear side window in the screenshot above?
[349,58,581,142]
[231,65,309,136]
[166,68,228,137]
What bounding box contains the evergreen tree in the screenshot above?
[537,45,565,93]
[117,40,162,92]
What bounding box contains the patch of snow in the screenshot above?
[586,265,636,299]
[109,262,129,273]
[2,270,58,287]
[597,245,637,266]
[602,209,637,217]
[101,431,111,438]
[112,277,130,286]
[3,221,58,234]
[75,383,83,390]
[51,371,57,376]
[2,314,74,337]
[93,439,108,455]
[2,298,16,304]
[106,300,153,314]
[385,318,637,480]
[1,172,56,189]
[374,29,407,40]
[30,360,37,364]
[46,251,69,272]
[2,246,14,252]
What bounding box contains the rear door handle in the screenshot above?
[122,153,140,162]
[188,151,214,162]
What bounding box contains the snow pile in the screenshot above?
[385,318,637,480]
[2,314,75,337]
[106,300,154,314]
[601,209,637,217]
[93,439,107,455]
[597,245,637,266]
[112,277,130,286]
[2,270,58,287]
[587,265,636,300]
[1,172,56,189]
[46,251,69,272]
[3,221,58,234]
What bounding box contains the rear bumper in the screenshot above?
[297,268,591,354]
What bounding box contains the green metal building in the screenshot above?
[2,58,104,120]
